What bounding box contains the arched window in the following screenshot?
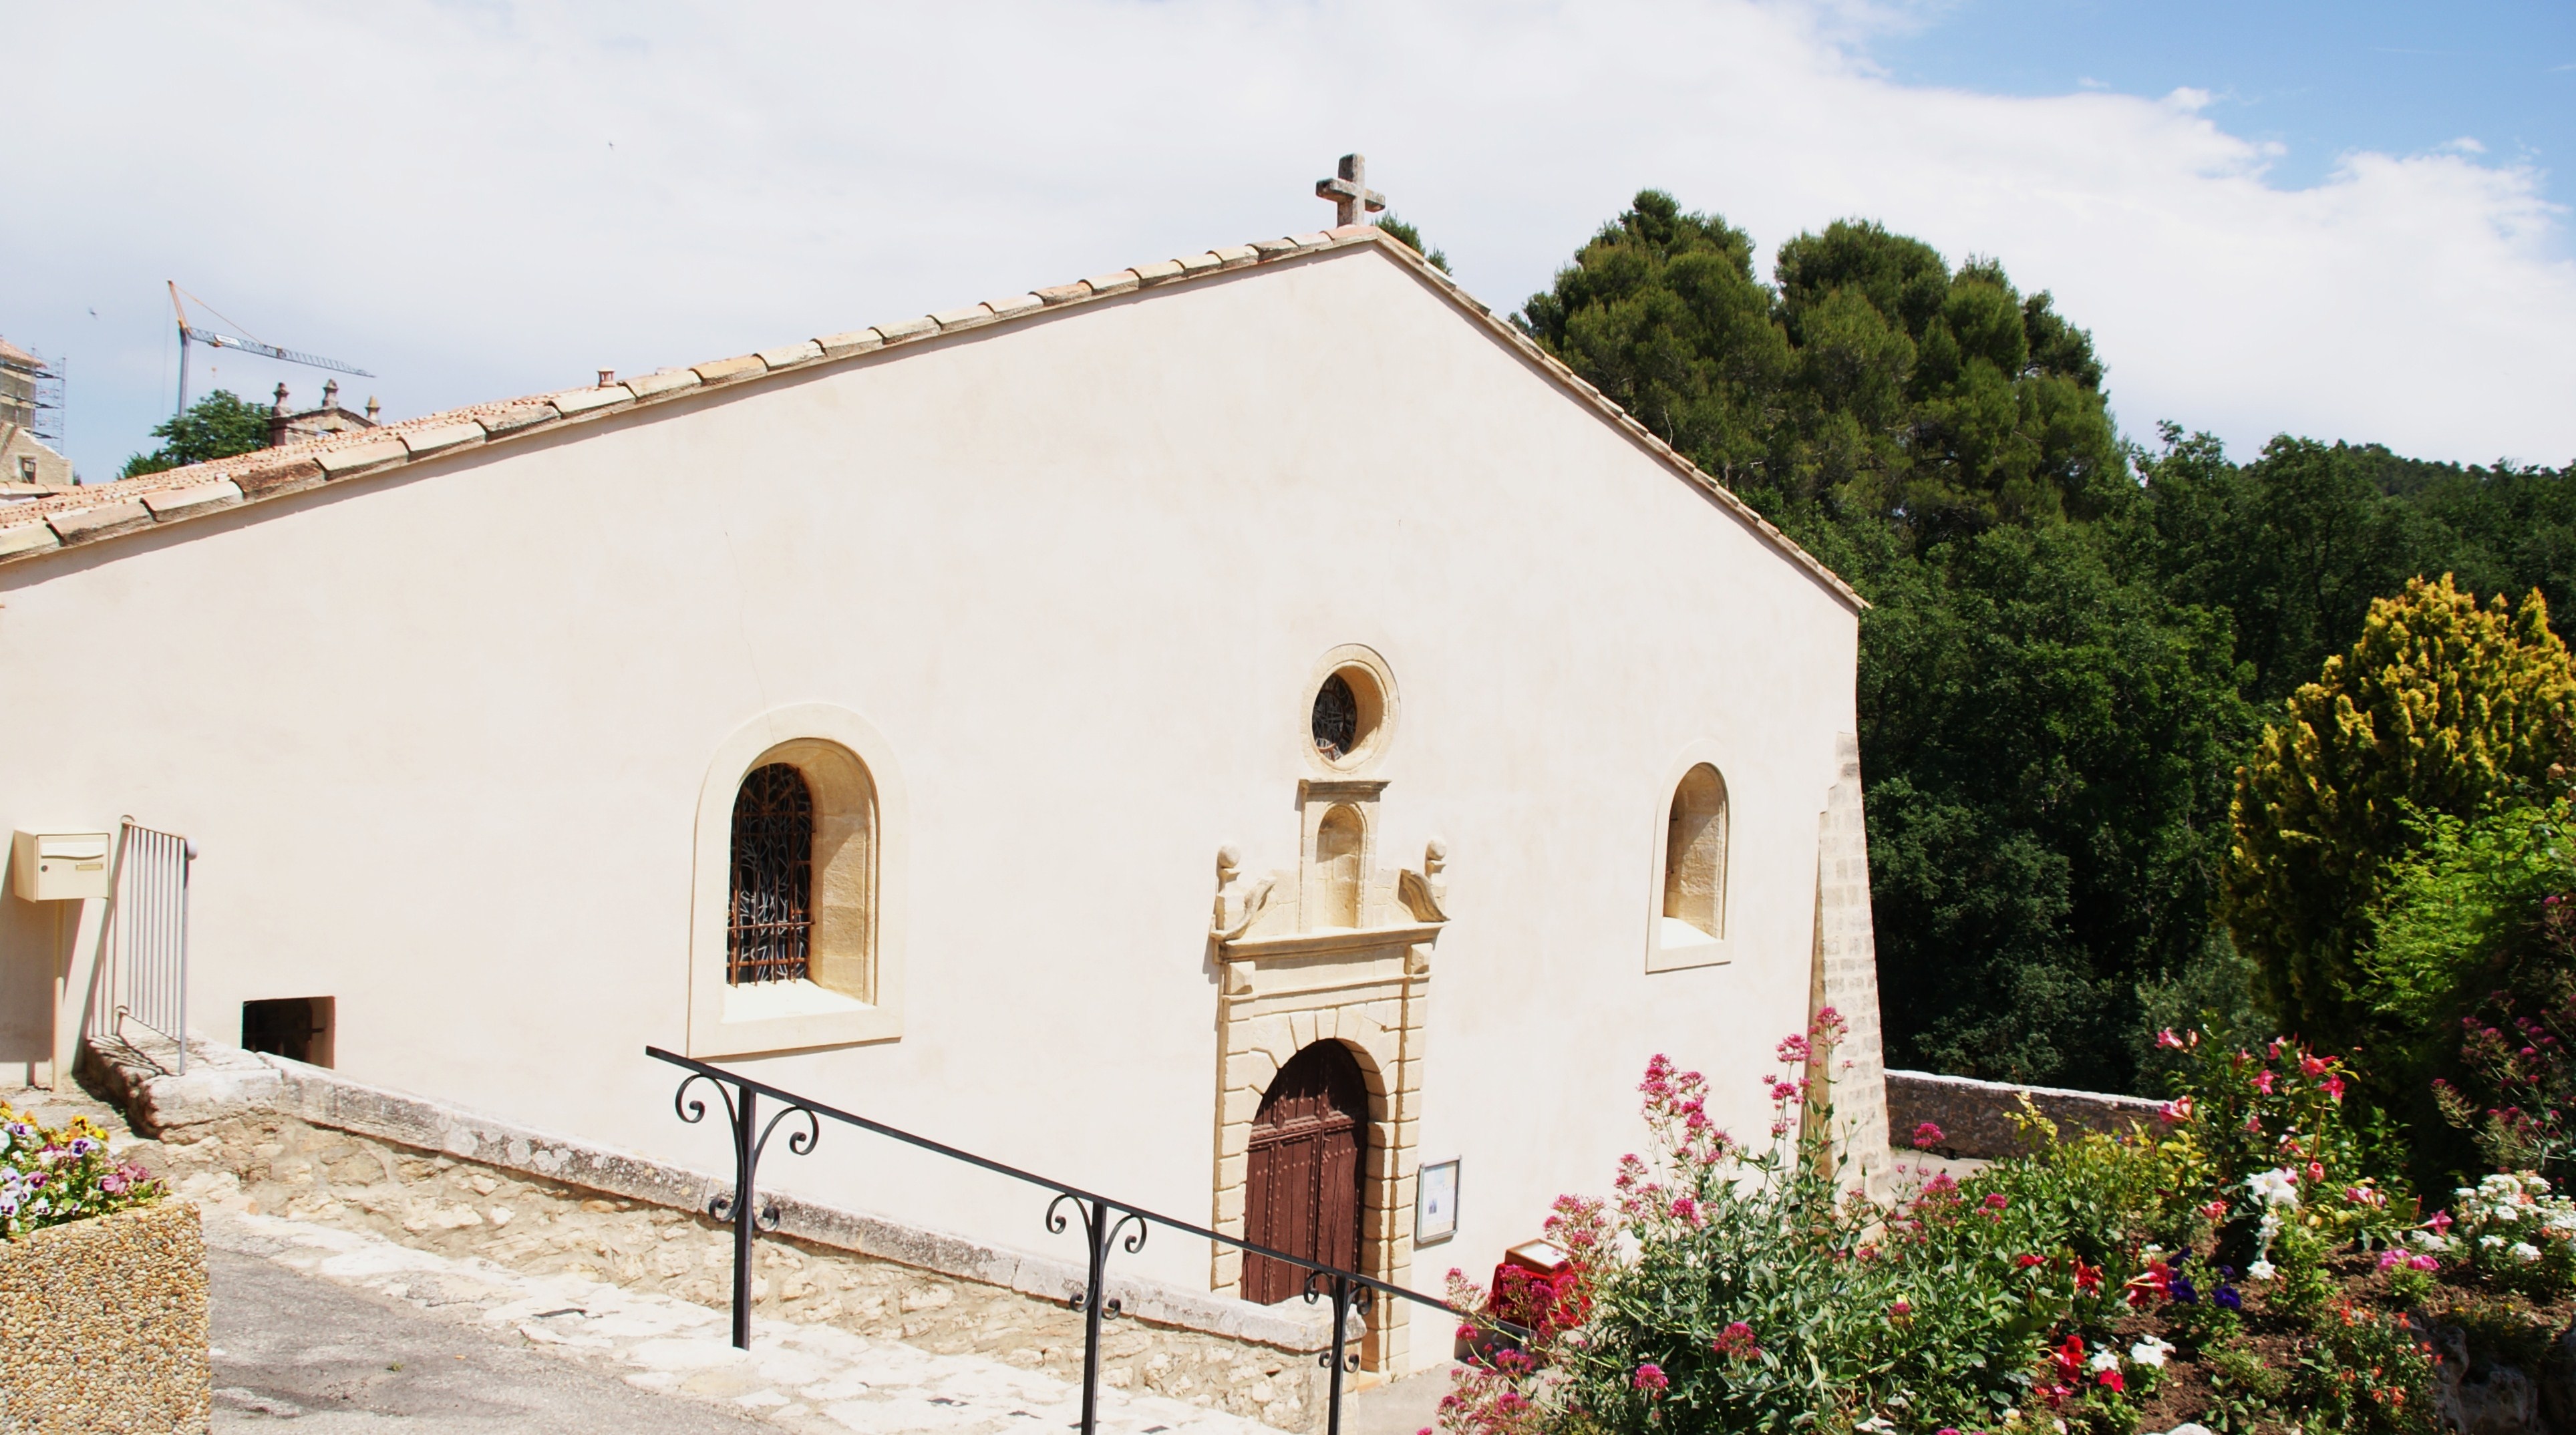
[728,763,814,984]
[1663,764,1728,941]
[1315,804,1364,929]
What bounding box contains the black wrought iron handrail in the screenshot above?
[645,1044,1486,1435]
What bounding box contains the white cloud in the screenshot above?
[6,0,2571,478]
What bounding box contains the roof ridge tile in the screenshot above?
[0,224,1860,609]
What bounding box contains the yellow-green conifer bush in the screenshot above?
[2223,575,2576,1048]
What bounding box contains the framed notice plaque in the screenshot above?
[1416,1158,1460,1245]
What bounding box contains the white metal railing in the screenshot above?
[98,822,194,1074]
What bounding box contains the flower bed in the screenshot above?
[1436,1021,2576,1435]
[0,1102,206,1434]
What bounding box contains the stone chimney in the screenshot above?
[365,395,379,423]
[268,383,293,448]
[321,379,339,411]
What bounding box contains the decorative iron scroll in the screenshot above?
[728,762,814,984]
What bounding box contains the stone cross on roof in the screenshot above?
[1315,154,1386,228]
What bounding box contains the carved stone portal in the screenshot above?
[1209,781,1447,1374]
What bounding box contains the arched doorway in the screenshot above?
[1243,1042,1370,1304]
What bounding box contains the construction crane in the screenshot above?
[168,281,372,418]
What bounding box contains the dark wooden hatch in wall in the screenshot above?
[1243,1042,1370,1305]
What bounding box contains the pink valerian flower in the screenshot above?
[1640,1054,1676,1100]
[1911,1121,1946,1149]
[1983,1193,2009,1211]
[1712,1321,1760,1360]
[1888,1299,1912,1319]
[1667,1197,1702,1226]
[1776,1033,1811,1065]
[1632,1363,1668,1394]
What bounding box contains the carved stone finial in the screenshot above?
[1213,844,1275,941]
[1424,838,1447,876]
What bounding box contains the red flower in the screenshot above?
[2074,1260,2103,1295]
[1911,1121,1946,1149]
[1712,1321,1760,1360]
[2098,1369,2126,1393]
[2016,1254,2047,1269]
[1983,1193,2009,1211]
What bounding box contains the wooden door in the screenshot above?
[1243,1042,1370,1305]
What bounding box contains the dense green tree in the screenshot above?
[1865,525,2251,1086]
[122,390,271,478]
[1521,193,2198,1087]
[1513,189,2576,1093]
[1374,216,1450,273]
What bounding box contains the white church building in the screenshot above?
[0,205,1887,1375]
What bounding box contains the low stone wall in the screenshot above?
[1885,1069,2162,1160]
[84,1034,1348,1431]
[0,1199,212,1434]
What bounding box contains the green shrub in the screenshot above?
[2223,576,2576,1052]
[1442,1015,2183,1435]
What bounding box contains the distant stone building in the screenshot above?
[0,425,72,490]
[265,379,378,448]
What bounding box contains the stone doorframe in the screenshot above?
[1211,925,1438,1375]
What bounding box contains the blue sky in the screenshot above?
[9,2,2575,480]
[1875,0,2575,204]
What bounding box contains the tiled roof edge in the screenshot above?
[0,228,1861,610]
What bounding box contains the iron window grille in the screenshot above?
[1311,673,1359,757]
[727,763,814,985]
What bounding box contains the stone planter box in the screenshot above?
[0,1199,210,1434]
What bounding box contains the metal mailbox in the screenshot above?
[12,830,112,902]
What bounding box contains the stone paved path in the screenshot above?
[206,1206,1271,1435]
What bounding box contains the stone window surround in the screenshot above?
[1303,645,1398,776]
[688,703,909,1058]
[1645,740,1734,973]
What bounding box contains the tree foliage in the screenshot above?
[2224,577,2576,1050]
[122,390,271,478]
[1520,191,2576,1091]
[1374,215,1449,273]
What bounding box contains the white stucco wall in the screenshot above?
[0,246,1859,1354]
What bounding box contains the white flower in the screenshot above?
[1855,1418,1895,1434]
[2247,1259,2276,1281]
[2130,1338,2173,1369]
[2248,1168,2301,1208]
[2089,1350,2121,1373]
[2513,1242,2543,1263]
[2482,1234,2507,1249]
